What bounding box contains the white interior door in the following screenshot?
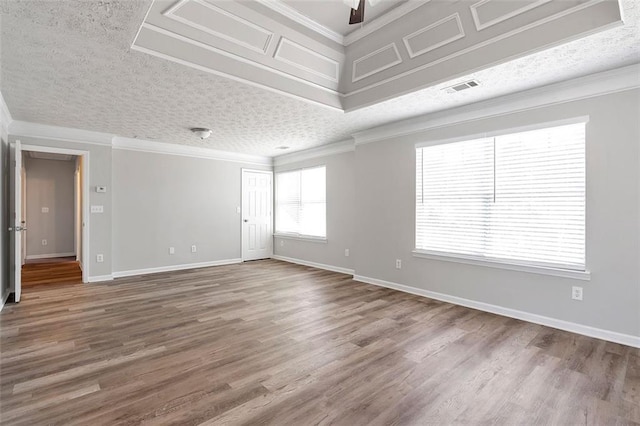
[9,140,22,302]
[242,169,273,261]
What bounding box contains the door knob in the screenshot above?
[243,219,248,222]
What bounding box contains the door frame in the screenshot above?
[240,168,273,261]
[20,143,90,283]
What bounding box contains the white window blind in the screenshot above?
[416,122,586,271]
[275,166,326,238]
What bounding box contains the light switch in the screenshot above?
[41,207,49,213]
[91,205,104,213]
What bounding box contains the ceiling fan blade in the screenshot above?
[349,0,365,25]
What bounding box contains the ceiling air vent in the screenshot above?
[444,79,480,93]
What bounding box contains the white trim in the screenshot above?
[164,0,274,55]
[352,43,402,83]
[254,0,345,45]
[0,90,13,141]
[402,13,465,59]
[274,38,340,83]
[88,275,114,283]
[344,0,430,46]
[274,233,327,243]
[113,258,242,278]
[470,0,552,32]
[10,121,114,146]
[343,0,615,98]
[352,63,640,145]
[112,137,272,166]
[132,24,343,111]
[0,291,10,312]
[412,251,590,281]
[353,275,640,348]
[272,255,354,275]
[414,116,590,149]
[273,139,354,166]
[21,144,90,284]
[26,252,76,260]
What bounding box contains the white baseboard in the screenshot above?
[26,252,76,260]
[88,275,114,283]
[272,255,355,275]
[353,275,640,349]
[112,258,243,278]
[0,291,9,312]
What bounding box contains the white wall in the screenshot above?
[273,150,355,272]
[112,149,270,274]
[24,157,75,258]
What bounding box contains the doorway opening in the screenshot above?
[9,142,89,302]
[21,151,83,288]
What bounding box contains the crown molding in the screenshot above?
[0,91,13,141]
[273,139,354,166]
[352,63,640,145]
[254,0,345,45]
[112,136,273,166]
[8,120,114,146]
[344,0,430,46]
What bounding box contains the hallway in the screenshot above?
[22,257,82,286]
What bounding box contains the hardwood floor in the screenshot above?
[21,258,82,286]
[1,260,638,425]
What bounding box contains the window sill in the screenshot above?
[274,233,327,243]
[412,250,590,281]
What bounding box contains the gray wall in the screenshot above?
[0,133,8,302]
[24,157,75,258]
[273,150,355,271]
[112,149,269,273]
[354,89,640,337]
[9,135,113,279]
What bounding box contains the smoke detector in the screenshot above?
[191,128,212,139]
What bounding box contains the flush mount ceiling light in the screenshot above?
[275,146,290,150]
[191,127,212,139]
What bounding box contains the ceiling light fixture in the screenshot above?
[191,127,212,139]
[276,146,290,150]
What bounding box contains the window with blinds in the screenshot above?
[415,122,586,271]
[275,166,326,238]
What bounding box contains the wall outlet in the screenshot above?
[572,286,583,301]
[41,239,48,246]
[345,249,350,257]
[191,245,197,253]
[395,259,402,269]
[280,240,284,247]
[169,247,175,255]
[41,207,49,213]
[96,254,104,263]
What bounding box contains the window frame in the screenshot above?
[274,165,327,241]
[413,117,590,281]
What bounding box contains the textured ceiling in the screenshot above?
[0,0,638,157]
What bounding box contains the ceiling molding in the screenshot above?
[352,63,640,145]
[273,139,355,166]
[344,0,430,46]
[254,0,345,45]
[112,136,273,166]
[9,120,114,146]
[0,91,13,141]
[344,0,617,99]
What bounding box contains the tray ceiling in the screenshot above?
[132,0,625,111]
[0,0,638,156]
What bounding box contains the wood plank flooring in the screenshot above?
[1,259,638,425]
[21,259,82,286]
